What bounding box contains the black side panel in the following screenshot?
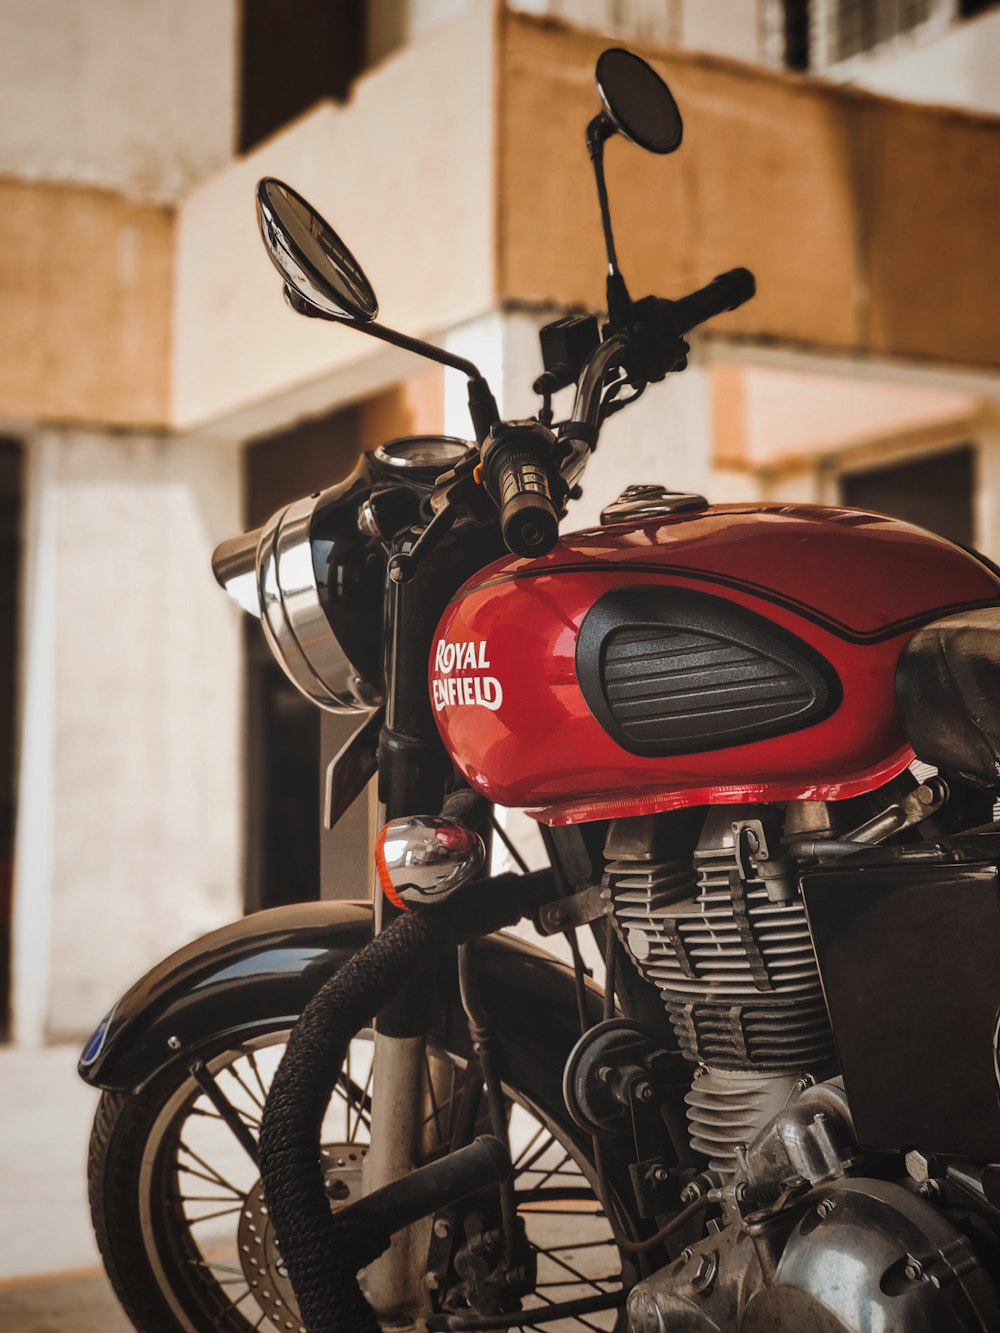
[79,900,599,1094]
[576,585,840,757]
[802,853,1000,1159]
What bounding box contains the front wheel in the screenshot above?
[88,979,639,1333]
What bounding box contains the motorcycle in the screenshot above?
[80,46,1000,1333]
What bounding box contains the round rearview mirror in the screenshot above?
[595,48,683,155]
[256,178,378,322]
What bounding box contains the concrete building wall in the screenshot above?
[842,7,1000,116]
[12,428,242,1043]
[498,10,1000,371]
[0,0,237,204]
[0,180,172,427]
[172,0,497,432]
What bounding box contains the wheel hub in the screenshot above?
[237,1143,367,1329]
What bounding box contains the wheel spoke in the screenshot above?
[512,1124,547,1169]
[247,1051,270,1104]
[176,1143,246,1197]
[225,1063,266,1112]
[513,1133,569,1179]
[183,1204,246,1224]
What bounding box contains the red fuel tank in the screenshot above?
[430,504,1000,825]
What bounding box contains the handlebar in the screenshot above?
[661,267,756,340]
[563,267,756,461]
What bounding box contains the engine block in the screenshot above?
[607,806,836,1073]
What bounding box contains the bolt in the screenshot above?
[167,1035,181,1050]
[691,1252,718,1293]
[651,1166,669,1184]
[596,1066,616,1084]
[433,1219,451,1240]
[904,1256,925,1282]
[816,1199,836,1219]
[917,1179,942,1200]
[424,1273,440,1290]
[905,1149,937,1183]
[548,906,567,925]
[793,1075,815,1093]
[680,1182,702,1204]
[635,1081,655,1102]
[679,1247,693,1263]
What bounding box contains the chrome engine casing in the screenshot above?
[626,1079,1000,1332]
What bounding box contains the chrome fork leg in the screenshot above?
[361,1030,430,1323]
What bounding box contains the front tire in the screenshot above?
[89,994,638,1333]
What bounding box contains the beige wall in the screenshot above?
[498,11,1000,371]
[0,179,173,427]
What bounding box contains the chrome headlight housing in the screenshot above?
[213,464,385,713]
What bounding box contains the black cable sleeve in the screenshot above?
[258,870,556,1333]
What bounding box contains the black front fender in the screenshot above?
[79,899,597,1095]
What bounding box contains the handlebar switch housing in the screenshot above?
[534,313,601,396]
[481,420,564,558]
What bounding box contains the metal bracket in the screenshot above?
[629,1156,676,1219]
[537,883,606,935]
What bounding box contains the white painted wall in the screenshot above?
[849,7,1000,115]
[12,428,243,1042]
[172,0,496,432]
[0,0,237,204]
[508,0,759,59]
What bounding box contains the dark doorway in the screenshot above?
[839,445,975,547]
[238,0,365,153]
[243,405,363,912]
[0,440,22,1040]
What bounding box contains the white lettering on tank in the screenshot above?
[431,638,502,712]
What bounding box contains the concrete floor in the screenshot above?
[0,1043,129,1332]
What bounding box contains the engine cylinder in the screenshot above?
[607,805,836,1074]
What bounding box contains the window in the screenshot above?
[830,0,933,62]
[839,445,974,546]
[239,0,365,154]
[783,0,812,69]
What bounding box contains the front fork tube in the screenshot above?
[361,1032,432,1322]
[363,536,481,1320]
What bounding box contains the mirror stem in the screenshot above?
[586,116,632,328]
[285,286,500,442]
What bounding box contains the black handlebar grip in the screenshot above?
[669,267,755,337]
[497,452,559,558]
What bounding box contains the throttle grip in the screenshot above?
[668,267,755,337]
[481,421,561,558]
[496,453,559,557]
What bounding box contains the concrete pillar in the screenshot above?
[11,426,243,1043]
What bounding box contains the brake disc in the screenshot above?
[237,1142,368,1330]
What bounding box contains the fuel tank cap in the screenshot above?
[601,484,708,524]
